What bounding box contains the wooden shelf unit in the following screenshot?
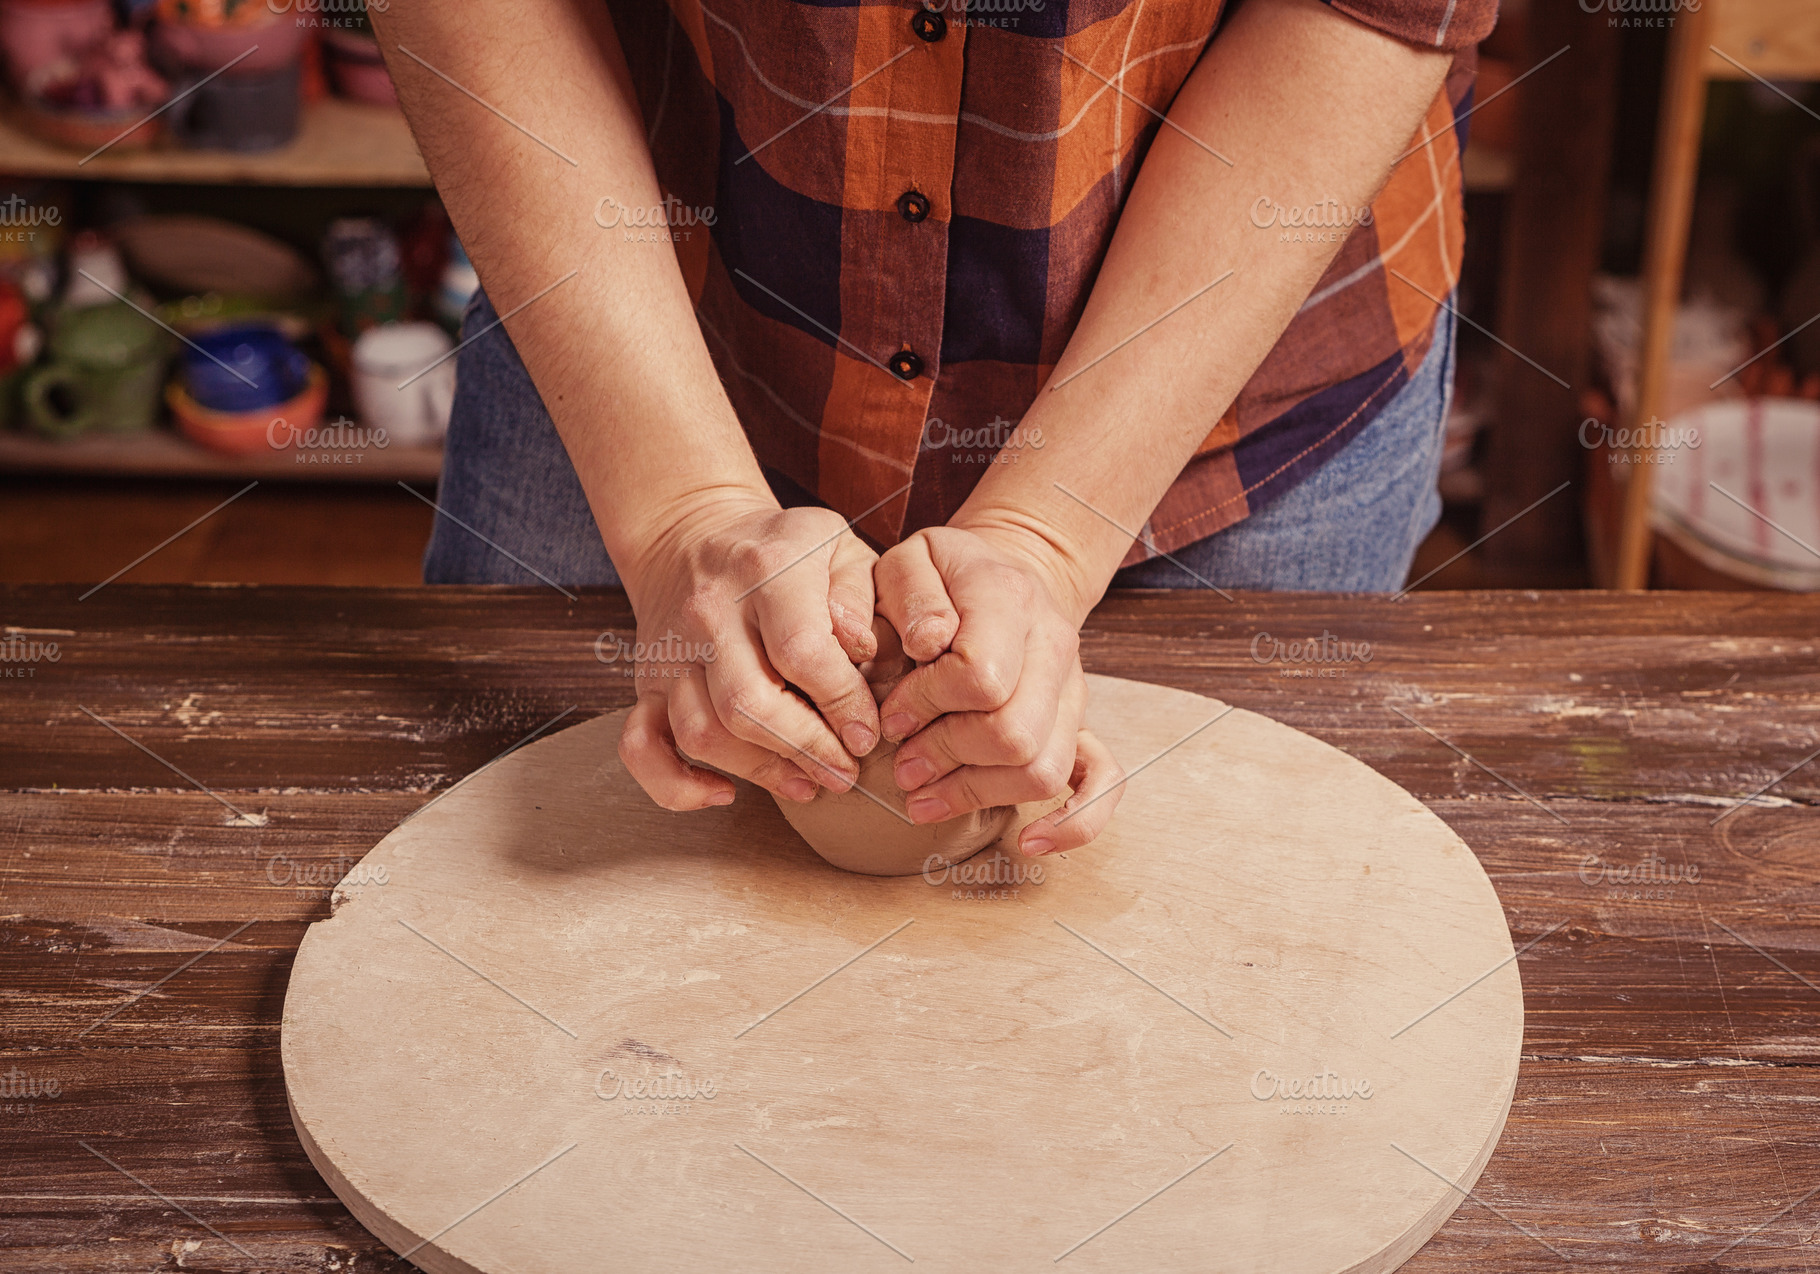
[0,96,429,187]
[0,88,437,480]
[1608,0,1820,587]
[0,427,441,483]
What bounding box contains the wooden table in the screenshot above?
[3,586,1817,1272]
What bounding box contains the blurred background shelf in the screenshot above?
[0,97,428,186]
[0,426,440,481]
[1462,144,1514,194]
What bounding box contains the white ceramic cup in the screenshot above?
[351,322,456,447]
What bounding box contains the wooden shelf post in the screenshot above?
[1611,1,1714,589]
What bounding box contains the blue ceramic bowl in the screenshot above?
[183,324,308,413]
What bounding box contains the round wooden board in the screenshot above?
[283,675,1523,1274]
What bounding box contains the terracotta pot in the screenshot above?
[16,95,163,151]
[168,359,327,456]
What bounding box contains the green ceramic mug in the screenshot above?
[24,303,172,439]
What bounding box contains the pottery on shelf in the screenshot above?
[17,30,170,153]
[350,321,453,447]
[61,229,128,308]
[145,0,307,152]
[0,276,39,430]
[437,232,477,331]
[114,213,318,300]
[322,215,406,337]
[149,11,306,78]
[168,360,326,456]
[0,0,111,90]
[181,321,309,413]
[321,27,394,106]
[22,301,171,439]
[164,57,300,151]
[0,276,39,374]
[14,93,161,151]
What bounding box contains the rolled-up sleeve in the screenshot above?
[1322,0,1500,50]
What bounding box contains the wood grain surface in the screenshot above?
[3,586,1818,1272]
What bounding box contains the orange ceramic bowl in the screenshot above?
[168,360,326,456]
[15,96,164,153]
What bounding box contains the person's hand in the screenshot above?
[615,498,883,810]
[871,526,1125,855]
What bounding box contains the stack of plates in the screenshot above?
[1652,398,1820,591]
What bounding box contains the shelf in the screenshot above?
[0,426,441,482]
[0,97,429,187]
[1703,0,1820,80]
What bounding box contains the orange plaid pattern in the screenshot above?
[607,0,1497,559]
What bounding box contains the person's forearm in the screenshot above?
[950,0,1453,624]
[369,2,771,604]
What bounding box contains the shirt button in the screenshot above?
[897,190,930,223]
[910,8,946,41]
[888,349,924,380]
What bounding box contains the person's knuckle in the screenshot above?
[728,536,781,580]
[677,594,717,633]
[804,507,850,538]
[772,629,832,681]
[984,713,1041,765]
[958,653,1013,709]
[845,540,879,569]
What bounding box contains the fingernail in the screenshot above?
[709,789,735,807]
[882,713,915,741]
[781,777,817,802]
[907,795,948,823]
[841,721,876,756]
[894,756,935,789]
[1021,835,1054,856]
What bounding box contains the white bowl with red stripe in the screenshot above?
[1652,397,1820,591]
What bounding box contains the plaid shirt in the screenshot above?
[606,0,1496,561]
